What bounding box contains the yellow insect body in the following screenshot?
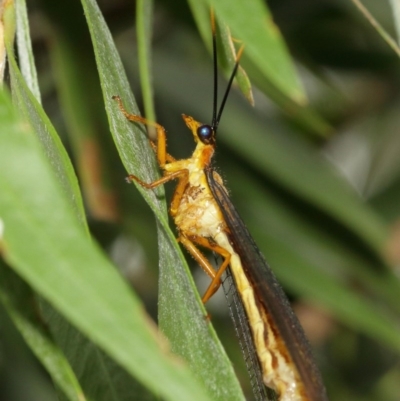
[169,116,226,239]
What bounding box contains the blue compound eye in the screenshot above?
[197,125,214,144]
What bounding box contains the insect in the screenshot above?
[113,13,328,401]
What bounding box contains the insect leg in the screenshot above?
[179,234,231,303]
[112,95,174,166]
[127,169,187,190]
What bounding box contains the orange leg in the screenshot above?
[114,95,182,198]
[127,170,186,190]
[169,170,189,217]
[148,140,176,163]
[127,169,188,219]
[179,234,231,303]
[112,95,174,167]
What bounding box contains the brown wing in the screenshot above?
[206,168,328,401]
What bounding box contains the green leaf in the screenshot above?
[389,0,400,45]
[207,0,306,104]
[79,0,245,400]
[39,298,156,401]
[7,5,146,400]
[136,0,156,124]
[0,264,86,401]
[350,0,400,57]
[15,0,41,102]
[6,36,87,231]
[0,88,211,401]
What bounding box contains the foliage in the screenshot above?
[1,0,400,400]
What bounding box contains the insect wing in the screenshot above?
[206,168,328,401]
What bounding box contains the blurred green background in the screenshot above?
[1,0,400,400]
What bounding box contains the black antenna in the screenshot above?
[211,11,218,130]
[210,12,244,133]
[214,49,243,131]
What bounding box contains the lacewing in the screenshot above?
[114,10,328,401]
